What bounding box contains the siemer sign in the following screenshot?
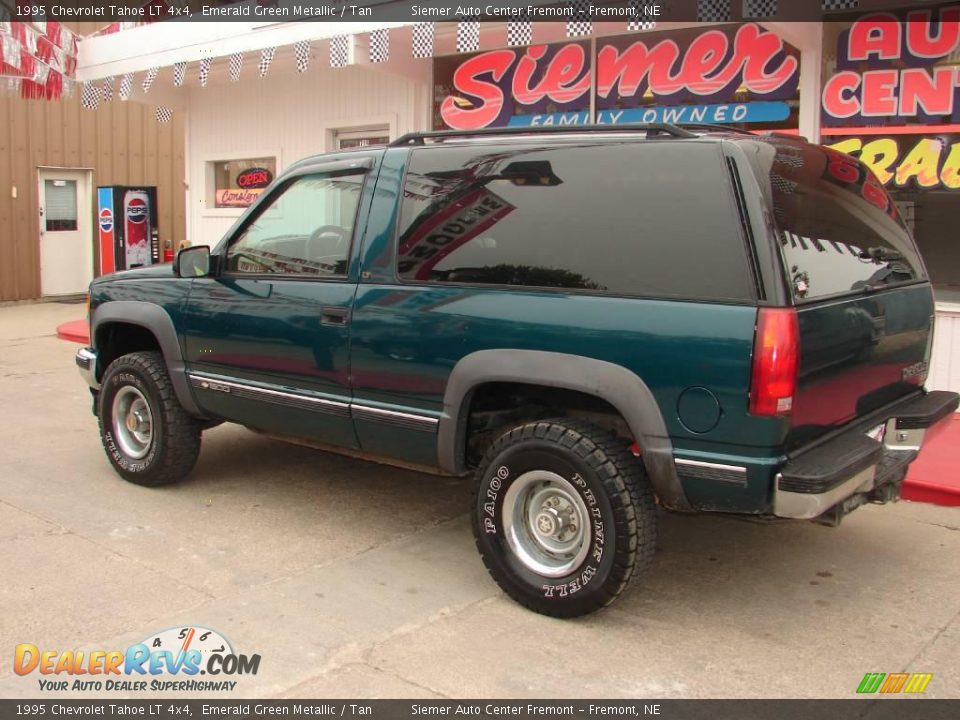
[434,24,800,129]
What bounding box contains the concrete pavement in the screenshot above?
[0,302,958,699]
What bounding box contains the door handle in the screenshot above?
[321,306,349,326]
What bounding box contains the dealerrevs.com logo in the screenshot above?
[14,626,261,693]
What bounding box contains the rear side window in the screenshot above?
[395,142,754,301]
[762,139,926,302]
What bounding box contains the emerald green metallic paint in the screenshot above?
[83,138,939,518]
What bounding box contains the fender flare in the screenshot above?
[91,300,204,417]
[437,349,691,511]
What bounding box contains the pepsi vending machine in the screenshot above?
[96,186,160,274]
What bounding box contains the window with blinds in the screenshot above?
[44,180,78,232]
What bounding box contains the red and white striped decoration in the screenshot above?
[1,18,79,100]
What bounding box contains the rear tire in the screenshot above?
[472,419,657,617]
[98,351,201,486]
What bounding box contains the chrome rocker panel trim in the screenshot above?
[187,371,439,432]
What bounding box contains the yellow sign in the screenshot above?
[828,136,960,191]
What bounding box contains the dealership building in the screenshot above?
[38,1,960,398]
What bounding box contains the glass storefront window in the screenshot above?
[210,157,277,209]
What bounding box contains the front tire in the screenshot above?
[472,419,657,618]
[98,351,201,486]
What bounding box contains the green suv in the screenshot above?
[76,124,958,617]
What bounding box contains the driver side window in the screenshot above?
[225,170,365,277]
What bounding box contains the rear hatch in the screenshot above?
[761,138,933,450]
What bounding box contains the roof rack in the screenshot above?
[679,124,810,142]
[677,123,756,135]
[389,123,697,146]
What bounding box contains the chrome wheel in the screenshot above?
[112,386,153,460]
[502,470,591,578]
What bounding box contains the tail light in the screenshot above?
[749,308,799,417]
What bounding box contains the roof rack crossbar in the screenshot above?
[389,123,697,146]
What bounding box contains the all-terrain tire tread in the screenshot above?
[98,351,201,486]
[472,418,657,617]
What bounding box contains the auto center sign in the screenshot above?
[434,24,799,130]
[822,7,960,191]
[822,8,960,126]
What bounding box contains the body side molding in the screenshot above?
[91,301,204,417]
[438,349,692,511]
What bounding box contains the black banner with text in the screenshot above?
[0,0,944,24]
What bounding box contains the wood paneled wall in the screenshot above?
[0,93,185,301]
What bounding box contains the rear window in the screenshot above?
[395,141,754,301]
[761,139,926,302]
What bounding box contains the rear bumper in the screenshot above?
[774,390,959,520]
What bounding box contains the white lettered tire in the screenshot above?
[472,419,657,617]
[98,351,201,486]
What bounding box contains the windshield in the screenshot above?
[751,138,927,302]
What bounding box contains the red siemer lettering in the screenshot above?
[440,23,798,130]
[597,24,797,99]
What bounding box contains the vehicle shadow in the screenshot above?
[186,423,946,643]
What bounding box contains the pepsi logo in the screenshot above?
[99,208,113,233]
[126,198,148,224]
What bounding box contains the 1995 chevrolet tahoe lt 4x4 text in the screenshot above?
[76,124,959,617]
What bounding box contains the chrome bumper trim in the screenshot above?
[774,465,877,520]
[76,348,99,391]
[882,419,925,452]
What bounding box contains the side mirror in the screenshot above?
[175,245,212,278]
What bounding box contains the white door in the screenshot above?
[38,169,93,296]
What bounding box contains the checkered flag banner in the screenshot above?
[567,0,592,38]
[118,73,133,101]
[412,22,434,59]
[628,1,658,30]
[156,106,173,123]
[101,76,114,103]
[744,0,777,17]
[507,19,532,47]
[822,0,858,10]
[294,40,311,73]
[172,61,186,87]
[142,67,158,94]
[456,19,480,53]
[259,47,275,77]
[330,35,349,67]
[80,81,99,110]
[698,0,731,21]
[198,58,210,87]
[228,52,243,81]
[370,28,389,63]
